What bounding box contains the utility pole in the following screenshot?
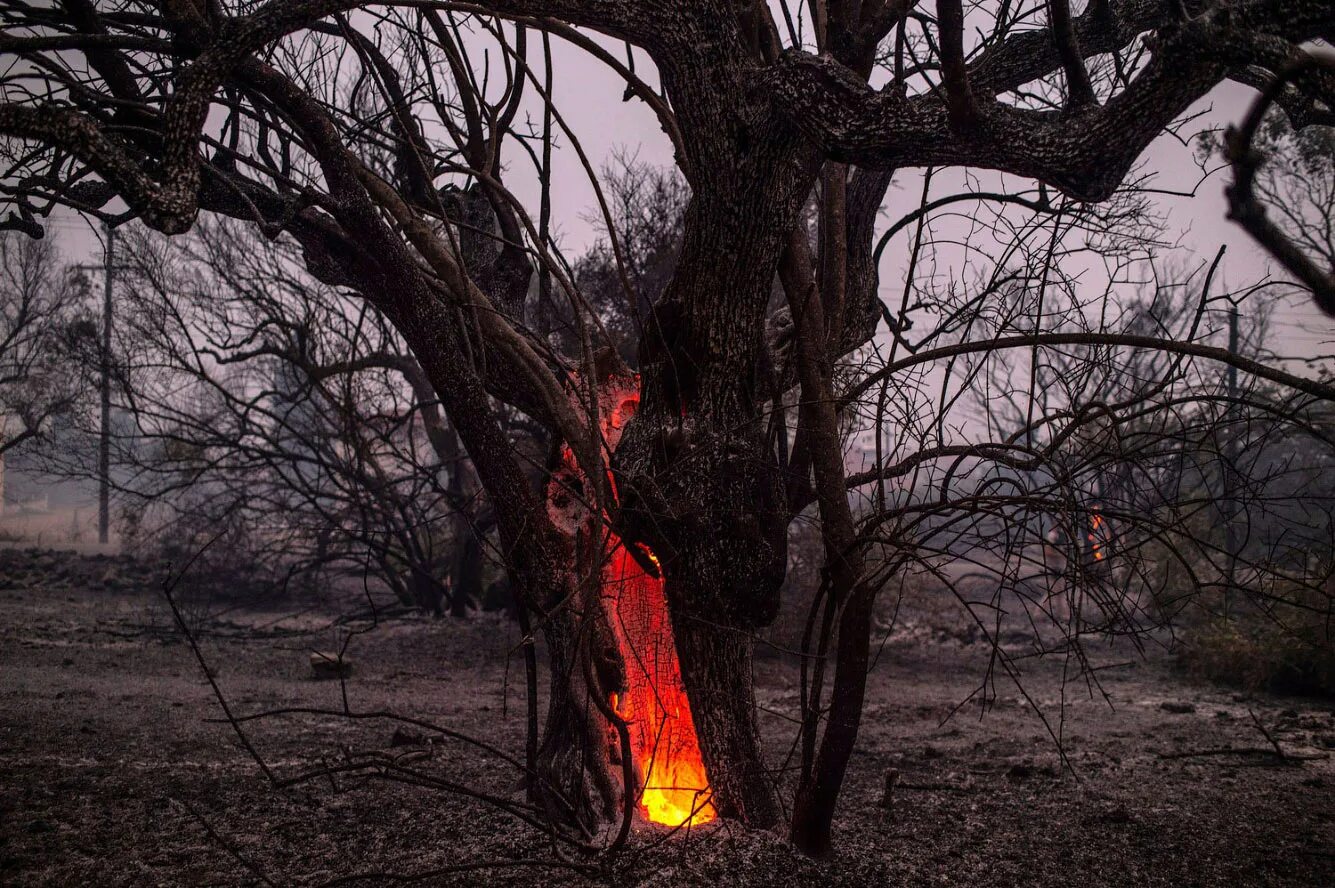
[71,223,121,546]
[98,223,114,545]
[1223,305,1240,617]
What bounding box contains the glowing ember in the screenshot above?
[1088,509,1108,562]
[546,372,716,828]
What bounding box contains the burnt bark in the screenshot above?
[533,607,624,830]
[669,600,782,827]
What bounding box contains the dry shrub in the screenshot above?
[1180,581,1335,697]
[126,498,284,608]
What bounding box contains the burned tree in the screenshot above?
[0,231,84,459]
[98,220,501,615]
[3,0,1335,858]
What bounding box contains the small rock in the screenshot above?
[1160,701,1196,714]
[25,819,53,834]
[1007,762,1035,780]
[310,652,352,680]
[390,727,428,747]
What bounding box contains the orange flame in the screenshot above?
[1089,510,1107,561]
[547,373,716,828]
[604,542,716,827]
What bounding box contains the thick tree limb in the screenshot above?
[764,0,1335,199]
[1225,53,1335,316]
[1047,0,1097,107]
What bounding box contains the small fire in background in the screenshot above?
[1087,507,1108,562]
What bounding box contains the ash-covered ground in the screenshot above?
[1,548,1332,887]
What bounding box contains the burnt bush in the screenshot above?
[1180,579,1335,697]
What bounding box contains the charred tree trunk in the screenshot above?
[669,599,781,826]
[449,524,483,618]
[532,606,624,830]
[604,71,822,824]
[613,203,802,826]
[408,562,445,618]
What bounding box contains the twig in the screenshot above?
[1248,707,1288,760]
[173,798,279,887]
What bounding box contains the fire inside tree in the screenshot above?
[548,370,715,828]
[1045,508,1113,579]
[1088,508,1109,565]
[604,539,716,827]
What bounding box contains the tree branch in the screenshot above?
[1225,53,1335,316]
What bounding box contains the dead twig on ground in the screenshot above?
[172,798,280,887]
[1157,746,1327,762]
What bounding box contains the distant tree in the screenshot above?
[567,155,688,365]
[109,220,500,616]
[0,232,85,459]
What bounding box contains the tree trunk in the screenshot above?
[532,606,624,831]
[614,419,789,825]
[449,527,482,618]
[781,227,876,858]
[408,563,445,618]
[670,604,782,826]
[789,586,874,856]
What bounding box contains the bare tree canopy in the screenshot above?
[0,232,84,457]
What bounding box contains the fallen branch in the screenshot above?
[1157,747,1327,762]
[172,798,279,887]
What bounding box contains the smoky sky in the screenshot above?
[26,33,1333,370]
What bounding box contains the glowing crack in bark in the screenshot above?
[546,372,716,828]
[604,539,716,827]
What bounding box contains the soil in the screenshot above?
[1,549,1332,887]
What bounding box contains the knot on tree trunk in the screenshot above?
[613,416,787,630]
